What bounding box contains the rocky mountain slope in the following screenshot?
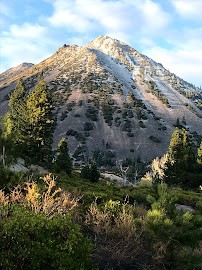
[0,63,34,85]
[0,36,202,163]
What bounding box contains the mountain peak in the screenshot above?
[0,62,34,83]
[88,35,127,49]
[19,62,34,68]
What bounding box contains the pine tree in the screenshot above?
[26,76,54,163]
[9,78,26,112]
[197,141,202,167]
[164,128,195,186]
[3,78,28,144]
[81,163,100,182]
[89,163,100,182]
[54,138,72,175]
[2,79,29,160]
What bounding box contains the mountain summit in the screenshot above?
[0,36,202,162]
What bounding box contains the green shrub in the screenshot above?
[139,120,146,128]
[0,205,94,270]
[86,185,202,270]
[102,103,115,126]
[127,132,134,137]
[83,122,94,131]
[81,163,100,183]
[85,106,98,121]
[60,110,68,121]
[149,135,161,143]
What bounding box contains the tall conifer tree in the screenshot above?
[164,128,195,186]
[54,138,72,175]
[4,78,28,143]
[197,141,202,167]
[26,76,54,162]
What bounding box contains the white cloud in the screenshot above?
[143,44,202,86]
[1,0,201,86]
[0,23,56,72]
[170,0,202,19]
[5,23,46,38]
[135,0,171,35]
[48,0,171,38]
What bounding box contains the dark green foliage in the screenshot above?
[139,120,146,128]
[136,108,147,120]
[81,163,100,182]
[87,184,202,270]
[85,106,98,121]
[66,129,85,142]
[90,163,100,183]
[60,110,68,121]
[2,77,54,165]
[114,116,121,127]
[149,135,161,143]
[130,93,147,109]
[0,205,94,270]
[66,101,76,111]
[122,120,131,132]
[92,147,116,167]
[164,128,196,187]
[54,138,72,175]
[2,79,29,156]
[197,141,202,167]
[81,165,91,180]
[102,103,114,126]
[83,122,94,131]
[66,129,79,136]
[73,146,85,161]
[158,125,167,131]
[26,77,54,163]
[74,113,81,117]
[127,132,134,137]
[146,183,202,270]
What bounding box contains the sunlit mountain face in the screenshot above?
[1,36,202,162]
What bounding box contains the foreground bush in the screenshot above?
[0,205,94,270]
[0,174,95,270]
[86,184,202,270]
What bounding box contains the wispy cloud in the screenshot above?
[170,0,202,19]
[143,27,202,86]
[0,0,201,85]
[48,0,171,39]
[0,23,55,72]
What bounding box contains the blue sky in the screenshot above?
[0,0,202,86]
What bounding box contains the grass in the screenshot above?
[57,171,155,209]
[56,171,202,213]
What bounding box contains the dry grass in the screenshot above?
[0,174,80,217]
[86,200,153,270]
